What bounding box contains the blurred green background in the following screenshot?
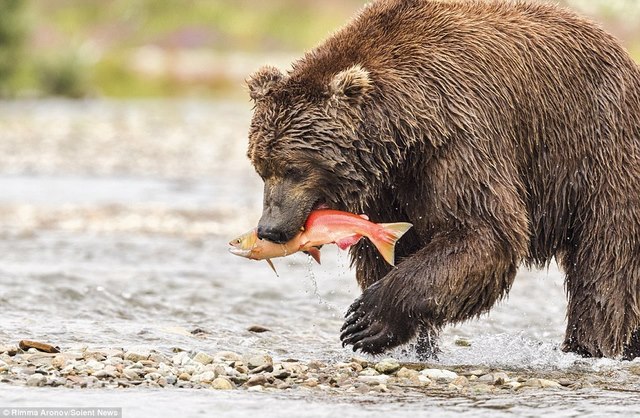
[1,0,638,99]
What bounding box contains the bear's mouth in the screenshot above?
[311,200,331,211]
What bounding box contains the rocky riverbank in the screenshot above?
[2,342,621,395]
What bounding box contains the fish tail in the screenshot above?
[370,222,413,266]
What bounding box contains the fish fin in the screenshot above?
[370,222,413,266]
[335,234,363,250]
[266,259,279,277]
[358,214,369,220]
[304,247,322,264]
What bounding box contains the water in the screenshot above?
[0,100,639,417]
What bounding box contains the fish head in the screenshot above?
[246,65,375,243]
[228,229,258,258]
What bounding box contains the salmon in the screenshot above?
[229,209,412,273]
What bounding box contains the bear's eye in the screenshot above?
[285,167,305,181]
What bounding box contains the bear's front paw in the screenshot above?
[339,282,416,354]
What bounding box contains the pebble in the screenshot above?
[396,367,420,379]
[0,344,589,395]
[211,377,234,390]
[246,374,269,387]
[26,373,47,387]
[374,358,401,374]
[124,349,150,363]
[172,351,191,366]
[421,368,458,381]
[246,354,273,371]
[122,368,140,380]
[193,352,214,365]
[358,375,390,385]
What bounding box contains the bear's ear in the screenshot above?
[329,64,372,101]
[246,66,285,101]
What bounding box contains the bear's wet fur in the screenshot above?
[246,0,640,359]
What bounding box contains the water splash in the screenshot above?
[303,255,341,314]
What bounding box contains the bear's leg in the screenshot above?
[415,326,440,360]
[623,329,640,360]
[561,250,640,359]
[340,224,522,354]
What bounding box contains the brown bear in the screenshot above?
[245,0,640,360]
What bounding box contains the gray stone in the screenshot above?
[358,375,390,385]
[539,378,562,389]
[246,353,273,370]
[420,368,458,381]
[172,351,191,366]
[26,374,46,387]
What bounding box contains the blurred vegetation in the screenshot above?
[0,0,28,97]
[0,0,638,99]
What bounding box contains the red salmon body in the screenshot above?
[299,209,412,265]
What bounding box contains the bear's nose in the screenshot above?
[257,225,289,244]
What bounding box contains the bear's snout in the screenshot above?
[256,224,291,244]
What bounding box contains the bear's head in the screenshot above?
[246,64,375,243]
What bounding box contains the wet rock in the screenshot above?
[149,352,170,364]
[478,372,509,385]
[246,374,269,387]
[272,366,291,380]
[454,338,471,347]
[211,377,234,390]
[26,374,47,387]
[374,358,401,375]
[351,357,369,369]
[247,325,271,333]
[358,375,390,385]
[451,376,469,387]
[396,367,420,380]
[122,368,140,380]
[246,353,273,371]
[281,362,307,375]
[51,355,66,369]
[420,368,458,381]
[418,376,432,386]
[172,352,191,366]
[0,345,19,356]
[359,367,380,376]
[504,381,523,390]
[307,360,325,370]
[215,351,243,362]
[193,351,214,365]
[471,383,495,394]
[494,372,510,385]
[193,371,215,383]
[19,340,60,354]
[229,374,249,385]
[539,379,562,389]
[124,349,150,363]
